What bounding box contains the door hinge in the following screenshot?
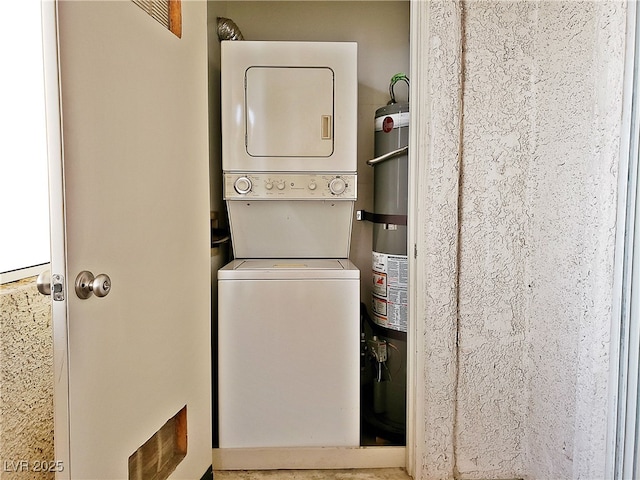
[414,244,418,259]
[52,274,65,301]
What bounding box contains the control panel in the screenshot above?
[224,173,357,200]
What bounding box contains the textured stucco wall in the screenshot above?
[0,277,54,480]
[415,1,626,478]
[411,1,463,478]
[525,2,625,479]
[456,1,532,477]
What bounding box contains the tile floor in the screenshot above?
[214,469,411,479]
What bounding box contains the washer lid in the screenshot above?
[236,259,344,269]
[218,259,359,279]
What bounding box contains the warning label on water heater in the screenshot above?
[371,251,408,333]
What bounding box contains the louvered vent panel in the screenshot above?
[132,0,170,30]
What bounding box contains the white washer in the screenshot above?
[218,259,360,448]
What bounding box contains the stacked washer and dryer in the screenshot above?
[217,41,361,448]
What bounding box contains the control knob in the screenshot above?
[329,177,347,195]
[234,176,252,194]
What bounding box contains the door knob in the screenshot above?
[37,270,51,295]
[36,270,65,301]
[75,271,111,299]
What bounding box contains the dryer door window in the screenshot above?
[245,67,334,158]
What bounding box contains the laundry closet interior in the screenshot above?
[208,1,410,468]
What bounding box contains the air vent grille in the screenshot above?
[132,0,181,38]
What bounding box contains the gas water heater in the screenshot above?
[358,74,408,443]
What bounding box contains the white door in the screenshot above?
[42,1,211,478]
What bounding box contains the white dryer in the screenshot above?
[218,259,360,448]
[221,41,357,174]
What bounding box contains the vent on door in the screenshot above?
[131,0,182,38]
[128,406,187,480]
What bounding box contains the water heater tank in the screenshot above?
[370,101,409,333]
[359,97,409,445]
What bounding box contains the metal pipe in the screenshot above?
[217,17,244,41]
[366,145,409,167]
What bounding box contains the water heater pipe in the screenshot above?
[367,145,409,167]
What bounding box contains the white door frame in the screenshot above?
[41,1,71,478]
[608,1,640,478]
[406,1,424,476]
